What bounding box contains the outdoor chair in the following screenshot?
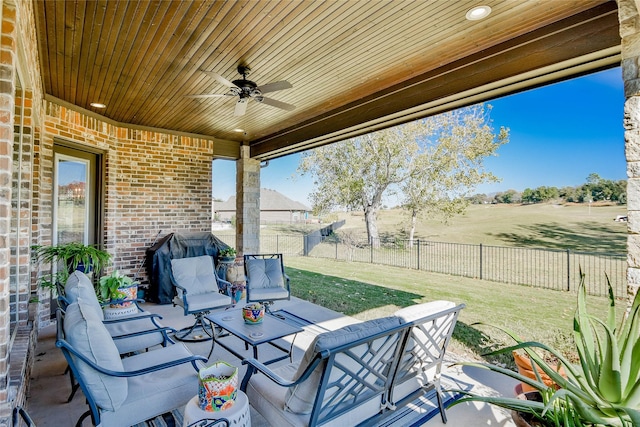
[170,255,233,341]
[60,271,177,402]
[61,271,174,353]
[244,253,291,312]
[56,303,206,427]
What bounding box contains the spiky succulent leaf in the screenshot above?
[590,317,622,403]
[575,278,598,385]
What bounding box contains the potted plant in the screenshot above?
[32,242,112,290]
[98,270,139,319]
[218,247,237,262]
[450,272,640,427]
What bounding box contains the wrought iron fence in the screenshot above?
[214,233,627,298]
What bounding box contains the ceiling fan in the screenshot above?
[187,65,295,116]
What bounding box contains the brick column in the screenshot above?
[235,145,260,255]
[0,0,15,421]
[620,0,640,304]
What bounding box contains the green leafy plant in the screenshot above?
[450,272,640,427]
[32,242,112,290]
[219,247,237,258]
[98,270,137,303]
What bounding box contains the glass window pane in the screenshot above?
[55,155,90,245]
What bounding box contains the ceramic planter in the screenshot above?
[242,304,264,324]
[198,361,238,411]
[102,284,138,320]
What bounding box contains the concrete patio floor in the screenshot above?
[25,297,518,426]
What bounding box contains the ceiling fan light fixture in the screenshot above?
[466,5,491,21]
[90,102,106,108]
[233,128,244,133]
[194,65,295,116]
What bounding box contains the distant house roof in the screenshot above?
[214,188,311,212]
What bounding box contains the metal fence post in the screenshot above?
[276,235,279,253]
[417,240,420,270]
[479,243,483,280]
[303,234,308,256]
[566,249,571,291]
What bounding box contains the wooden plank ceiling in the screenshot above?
[34,0,621,160]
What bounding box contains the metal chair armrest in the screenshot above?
[240,353,325,391]
[216,277,233,295]
[56,337,206,376]
[110,326,177,343]
[101,312,163,325]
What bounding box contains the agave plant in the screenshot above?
[450,272,640,427]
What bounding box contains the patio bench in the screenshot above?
[241,300,464,426]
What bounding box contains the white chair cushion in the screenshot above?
[171,255,219,295]
[65,271,106,321]
[394,300,456,323]
[247,258,284,289]
[105,317,166,354]
[182,291,231,313]
[64,298,127,411]
[284,316,402,414]
[247,287,290,302]
[102,343,204,426]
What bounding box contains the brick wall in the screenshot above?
[0,1,17,424]
[40,103,216,284]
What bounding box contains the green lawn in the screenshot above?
[285,256,624,366]
[231,203,628,365]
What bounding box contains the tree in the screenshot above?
[401,105,508,243]
[494,189,519,204]
[298,104,509,246]
[298,125,417,246]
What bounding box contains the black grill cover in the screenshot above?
[145,232,230,304]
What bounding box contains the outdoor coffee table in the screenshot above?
[206,309,304,364]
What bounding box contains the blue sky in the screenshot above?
[213,67,626,206]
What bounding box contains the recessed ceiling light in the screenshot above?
[233,128,245,133]
[466,5,491,21]
[90,102,106,108]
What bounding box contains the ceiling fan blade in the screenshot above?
[203,71,238,88]
[184,93,232,99]
[234,99,248,116]
[256,80,292,94]
[258,96,296,111]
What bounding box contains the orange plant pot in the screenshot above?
[513,351,566,393]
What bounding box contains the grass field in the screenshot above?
[332,203,627,252]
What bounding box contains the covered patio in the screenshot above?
[27,294,518,426]
[2,0,639,425]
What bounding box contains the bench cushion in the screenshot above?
[284,316,402,414]
[64,298,127,411]
[394,300,456,323]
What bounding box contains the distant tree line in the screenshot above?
[469,173,626,205]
